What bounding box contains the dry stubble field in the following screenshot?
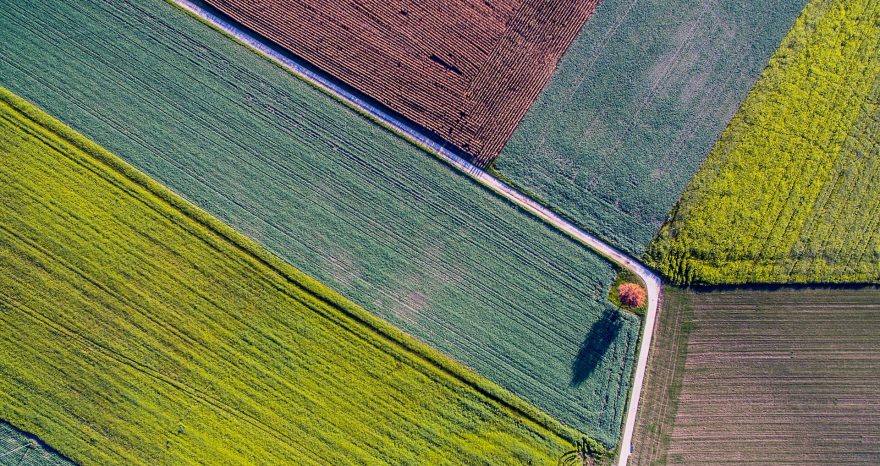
[633,287,880,464]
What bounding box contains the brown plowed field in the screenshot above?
[634,287,880,464]
[201,0,599,164]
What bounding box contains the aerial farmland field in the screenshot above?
[633,286,880,464]
[0,87,578,464]
[5,0,876,462]
[649,0,880,284]
[200,0,600,164]
[0,0,638,449]
[494,0,806,256]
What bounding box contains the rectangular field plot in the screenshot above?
[0,88,574,464]
[0,0,637,447]
[202,0,600,163]
[649,0,880,284]
[633,287,880,464]
[495,0,806,256]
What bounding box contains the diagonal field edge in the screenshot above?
[167,1,662,463]
[0,86,585,455]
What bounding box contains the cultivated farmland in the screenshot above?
[633,287,880,464]
[0,88,578,464]
[649,0,880,284]
[201,0,600,164]
[0,0,638,447]
[495,0,806,256]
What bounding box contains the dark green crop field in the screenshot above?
[0,88,578,464]
[633,286,880,464]
[649,0,880,284]
[0,0,638,447]
[495,0,806,256]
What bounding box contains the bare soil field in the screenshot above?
[634,287,880,464]
[201,0,599,164]
[631,288,694,464]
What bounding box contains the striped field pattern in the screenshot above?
[0,0,638,447]
[634,287,880,464]
[0,87,575,464]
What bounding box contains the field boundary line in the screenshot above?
[166,2,661,462]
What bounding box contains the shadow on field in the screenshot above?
[570,309,623,387]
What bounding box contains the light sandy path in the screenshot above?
[171,1,660,463]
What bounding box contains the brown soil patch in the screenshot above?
[202,0,600,164]
[634,287,880,464]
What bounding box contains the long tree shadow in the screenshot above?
[570,309,623,387]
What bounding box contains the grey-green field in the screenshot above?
[496,0,806,256]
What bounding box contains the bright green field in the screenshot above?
[0,0,638,447]
[648,0,880,284]
[0,88,579,464]
[494,0,806,256]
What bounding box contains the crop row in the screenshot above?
[641,287,880,463]
[0,420,72,465]
[495,0,807,256]
[0,88,577,464]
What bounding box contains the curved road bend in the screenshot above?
[172,1,661,463]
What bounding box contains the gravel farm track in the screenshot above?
[173,1,661,463]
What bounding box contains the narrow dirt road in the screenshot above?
[171,1,661,463]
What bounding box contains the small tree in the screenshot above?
[618,283,646,308]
